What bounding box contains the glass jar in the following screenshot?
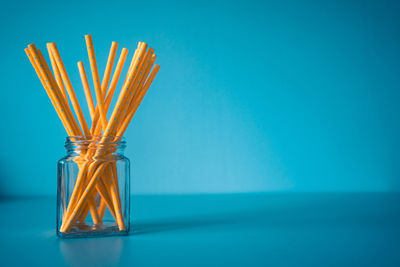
[57,136,130,238]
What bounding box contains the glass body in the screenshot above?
[57,136,130,238]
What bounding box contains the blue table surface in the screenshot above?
[0,193,399,266]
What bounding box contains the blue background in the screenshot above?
[0,0,399,196]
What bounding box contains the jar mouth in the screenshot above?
[65,136,126,150]
[67,135,124,141]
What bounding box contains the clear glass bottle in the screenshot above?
[57,136,130,238]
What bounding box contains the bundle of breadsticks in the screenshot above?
[25,35,160,233]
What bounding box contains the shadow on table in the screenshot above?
[131,193,400,236]
[131,212,243,235]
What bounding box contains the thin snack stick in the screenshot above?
[98,158,119,221]
[88,195,101,224]
[48,51,69,104]
[91,48,129,134]
[128,42,141,71]
[37,49,81,134]
[28,44,81,135]
[77,203,90,223]
[107,165,125,230]
[78,62,96,120]
[78,205,90,224]
[100,163,119,214]
[76,193,101,225]
[95,163,124,228]
[95,178,117,219]
[127,54,157,113]
[122,44,141,87]
[98,199,107,219]
[120,52,156,124]
[25,49,71,134]
[110,163,120,196]
[85,35,108,130]
[103,43,148,137]
[116,48,154,128]
[48,43,91,136]
[118,65,160,136]
[101,42,118,96]
[128,48,154,100]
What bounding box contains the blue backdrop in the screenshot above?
[0,0,399,196]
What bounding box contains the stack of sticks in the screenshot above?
[25,35,160,233]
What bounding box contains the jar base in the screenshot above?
[57,223,129,238]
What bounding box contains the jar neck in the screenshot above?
[65,136,126,157]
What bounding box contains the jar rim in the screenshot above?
[67,135,124,139]
[65,135,126,147]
